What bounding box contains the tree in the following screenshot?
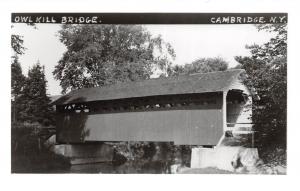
[53,24,175,94]
[11,57,26,122]
[11,34,25,56]
[235,24,287,156]
[11,23,36,56]
[11,26,26,123]
[166,57,228,77]
[11,57,25,98]
[246,24,287,63]
[19,61,54,126]
[11,26,26,98]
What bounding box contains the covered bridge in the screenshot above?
[52,69,253,146]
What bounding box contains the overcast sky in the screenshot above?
[12,24,275,96]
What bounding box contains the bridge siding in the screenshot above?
[56,95,223,145]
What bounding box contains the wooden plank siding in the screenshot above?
[56,93,223,145]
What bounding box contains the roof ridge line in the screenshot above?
[189,68,244,76]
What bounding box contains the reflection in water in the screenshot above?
[69,161,173,174]
[13,154,183,173]
[58,142,189,174]
[12,142,190,173]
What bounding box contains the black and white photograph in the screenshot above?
[9,12,288,175]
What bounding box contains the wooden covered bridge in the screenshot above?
[52,69,253,149]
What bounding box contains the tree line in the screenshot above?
[11,31,53,126]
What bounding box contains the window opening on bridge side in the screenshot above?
[58,93,221,114]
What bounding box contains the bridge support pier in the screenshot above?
[191,146,260,172]
[50,142,114,165]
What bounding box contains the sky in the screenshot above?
[12,24,275,96]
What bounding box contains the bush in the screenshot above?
[11,122,69,173]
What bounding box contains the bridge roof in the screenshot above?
[52,69,245,105]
